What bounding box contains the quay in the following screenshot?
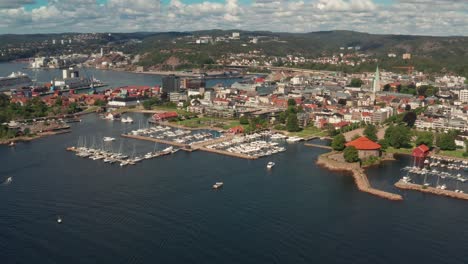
[317,152,403,201]
[395,181,468,201]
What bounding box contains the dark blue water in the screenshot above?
[1,63,468,263]
[1,113,468,264]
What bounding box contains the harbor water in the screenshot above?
[1,63,468,264]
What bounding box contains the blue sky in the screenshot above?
[1,0,467,36]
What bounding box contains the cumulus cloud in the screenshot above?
[0,0,466,36]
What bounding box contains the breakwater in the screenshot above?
[304,143,332,150]
[395,181,468,201]
[317,152,403,201]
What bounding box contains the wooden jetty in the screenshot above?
[395,181,468,201]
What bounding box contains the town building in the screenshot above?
[345,136,381,159]
[162,75,181,93]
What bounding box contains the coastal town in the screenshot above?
[1,0,468,262]
[1,28,467,204]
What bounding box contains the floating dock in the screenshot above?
[395,180,468,201]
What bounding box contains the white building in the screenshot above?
[459,89,468,103]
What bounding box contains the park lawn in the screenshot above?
[385,146,413,155]
[288,126,327,138]
[174,117,243,130]
[439,150,467,159]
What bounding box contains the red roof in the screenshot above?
[153,112,178,120]
[345,136,381,150]
[412,144,430,158]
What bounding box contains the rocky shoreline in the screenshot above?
[316,152,403,201]
[0,130,71,145]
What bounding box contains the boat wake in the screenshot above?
[2,176,13,185]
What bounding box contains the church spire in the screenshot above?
[373,65,380,93]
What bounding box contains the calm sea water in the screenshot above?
[1,63,468,264]
[0,62,242,89]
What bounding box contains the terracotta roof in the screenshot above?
[345,136,381,150]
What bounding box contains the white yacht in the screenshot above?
[267,161,275,169]
[103,137,116,142]
[402,176,411,183]
[121,117,134,123]
[57,216,62,224]
[286,136,303,143]
[213,182,224,189]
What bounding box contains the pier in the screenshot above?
[122,134,193,150]
[395,180,468,201]
[317,152,403,201]
[121,133,259,160]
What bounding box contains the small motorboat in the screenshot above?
[3,177,13,185]
[213,182,224,189]
[8,141,16,147]
[103,137,116,142]
[267,161,275,169]
[57,216,62,224]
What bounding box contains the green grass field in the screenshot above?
[287,126,327,138]
[439,150,467,159]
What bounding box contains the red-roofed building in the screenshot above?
[153,112,178,122]
[345,136,381,159]
[412,144,430,167]
[228,125,244,134]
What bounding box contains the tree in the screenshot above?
[286,113,301,132]
[385,124,411,149]
[350,78,363,87]
[436,133,456,151]
[331,134,346,151]
[287,98,296,107]
[239,116,249,125]
[383,84,391,91]
[378,139,389,151]
[94,99,106,107]
[415,131,434,148]
[351,134,361,141]
[142,100,155,110]
[344,146,359,163]
[363,124,378,142]
[402,111,417,127]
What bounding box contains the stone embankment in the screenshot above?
[395,181,468,201]
[317,152,403,201]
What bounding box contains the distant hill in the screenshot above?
[1,30,467,77]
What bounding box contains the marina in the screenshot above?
[66,136,179,166]
[205,131,287,159]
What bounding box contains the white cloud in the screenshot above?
[0,0,466,36]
